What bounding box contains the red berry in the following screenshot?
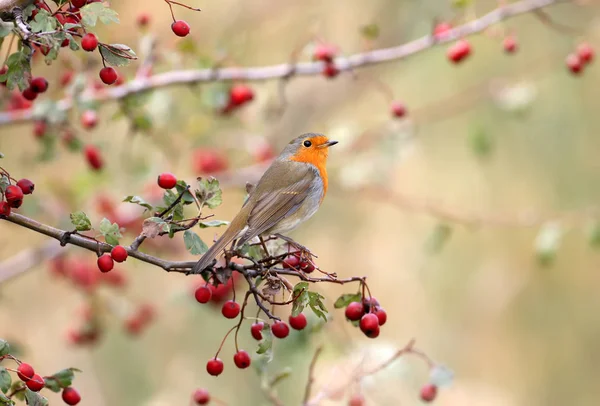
[157,172,177,189]
[60,70,74,87]
[282,254,300,269]
[503,36,517,53]
[0,201,10,217]
[323,62,339,78]
[271,321,290,338]
[26,374,44,392]
[62,387,81,405]
[373,307,387,326]
[84,145,103,170]
[566,53,583,74]
[362,297,380,313]
[299,260,315,273]
[433,22,452,38]
[111,245,128,262]
[0,65,7,85]
[447,39,471,63]
[192,388,210,405]
[206,358,224,376]
[345,302,364,321]
[420,383,438,402]
[171,20,190,37]
[16,179,34,195]
[33,120,47,138]
[577,43,594,64]
[99,67,118,85]
[81,33,98,52]
[233,350,251,369]
[221,300,241,319]
[61,38,70,47]
[30,77,48,93]
[359,313,380,337]
[313,43,337,62]
[289,313,307,330]
[22,87,37,101]
[5,185,23,208]
[391,101,407,118]
[72,0,87,7]
[194,285,212,303]
[192,149,228,174]
[97,254,114,273]
[250,322,264,340]
[81,110,98,129]
[348,393,365,406]
[17,363,35,381]
[229,84,254,106]
[137,13,150,27]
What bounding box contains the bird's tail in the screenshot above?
[191,217,244,274]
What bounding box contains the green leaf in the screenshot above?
[33,100,67,125]
[29,10,57,33]
[256,327,273,355]
[333,293,362,309]
[183,230,208,255]
[360,23,380,40]
[0,391,12,405]
[123,195,153,212]
[195,177,223,209]
[175,181,195,205]
[425,223,452,254]
[4,51,31,91]
[0,367,11,394]
[141,217,169,238]
[98,218,122,245]
[47,368,79,389]
[586,221,600,248]
[291,282,309,317]
[535,222,563,266]
[469,127,494,158]
[70,211,92,232]
[0,339,9,356]
[99,44,137,67]
[80,2,119,26]
[0,21,12,38]
[307,291,327,321]
[24,389,48,406]
[0,152,4,159]
[199,220,229,228]
[42,378,60,393]
[162,190,185,221]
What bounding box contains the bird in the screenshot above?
[192,133,337,274]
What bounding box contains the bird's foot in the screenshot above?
[274,234,318,259]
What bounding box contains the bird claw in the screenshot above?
[274,234,317,259]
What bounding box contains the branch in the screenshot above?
[0,0,565,127]
[2,213,196,274]
[302,346,323,405]
[0,240,63,284]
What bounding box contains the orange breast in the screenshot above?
[290,146,328,202]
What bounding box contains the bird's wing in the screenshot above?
[236,163,316,246]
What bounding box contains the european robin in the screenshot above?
[192,133,337,274]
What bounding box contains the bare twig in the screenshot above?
[303,346,323,405]
[0,0,566,127]
[2,213,196,274]
[0,240,63,284]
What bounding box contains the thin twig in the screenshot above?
[302,346,323,405]
[0,0,566,127]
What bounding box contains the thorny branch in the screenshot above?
[0,0,567,126]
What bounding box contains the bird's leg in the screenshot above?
[259,236,271,258]
[273,234,318,259]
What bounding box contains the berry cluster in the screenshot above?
[0,339,82,405]
[566,43,594,75]
[313,43,340,78]
[220,85,255,114]
[0,173,35,217]
[343,297,387,338]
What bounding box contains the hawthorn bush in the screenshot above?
[1,0,599,405]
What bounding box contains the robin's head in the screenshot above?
[279,133,338,166]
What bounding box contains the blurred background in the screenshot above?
[2,0,600,405]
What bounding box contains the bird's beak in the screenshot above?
[318,140,339,149]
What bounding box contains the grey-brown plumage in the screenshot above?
[191,133,336,274]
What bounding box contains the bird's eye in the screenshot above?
[303,140,312,147]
